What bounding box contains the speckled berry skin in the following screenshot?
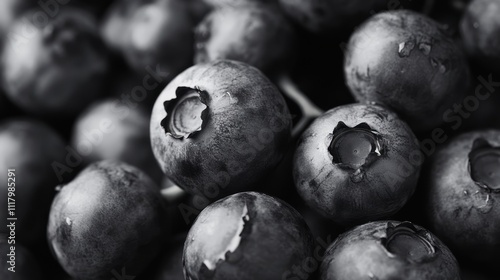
[460,0,500,69]
[294,104,420,226]
[194,3,296,75]
[425,130,500,264]
[1,8,108,116]
[47,161,170,280]
[344,10,470,132]
[183,192,315,280]
[320,221,461,280]
[150,60,292,200]
[0,119,66,246]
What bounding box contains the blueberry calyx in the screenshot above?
[328,122,384,173]
[381,222,436,264]
[161,87,208,139]
[468,138,500,193]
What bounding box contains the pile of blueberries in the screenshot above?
[1,0,499,279]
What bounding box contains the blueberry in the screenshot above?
[103,0,194,80]
[183,192,315,280]
[101,0,145,52]
[460,0,500,70]
[194,3,296,75]
[126,0,194,77]
[294,104,420,226]
[1,7,109,116]
[71,99,163,183]
[150,60,292,200]
[0,119,66,246]
[47,161,170,280]
[320,221,461,280]
[425,129,500,264]
[344,10,470,132]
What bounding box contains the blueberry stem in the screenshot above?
[161,185,187,204]
[277,75,324,138]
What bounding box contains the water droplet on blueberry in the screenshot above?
[398,40,415,57]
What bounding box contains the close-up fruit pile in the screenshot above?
[1,0,499,279]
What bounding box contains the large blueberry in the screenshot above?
[320,221,461,280]
[294,104,420,226]
[47,161,170,280]
[425,129,500,264]
[344,10,470,132]
[150,60,292,200]
[183,192,315,280]
[1,8,109,116]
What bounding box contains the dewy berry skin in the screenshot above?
[294,104,420,226]
[424,129,500,264]
[344,10,470,132]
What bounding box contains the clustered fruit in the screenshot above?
[0,0,499,280]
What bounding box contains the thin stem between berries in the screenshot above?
[277,75,324,139]
[161,185,187,204]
